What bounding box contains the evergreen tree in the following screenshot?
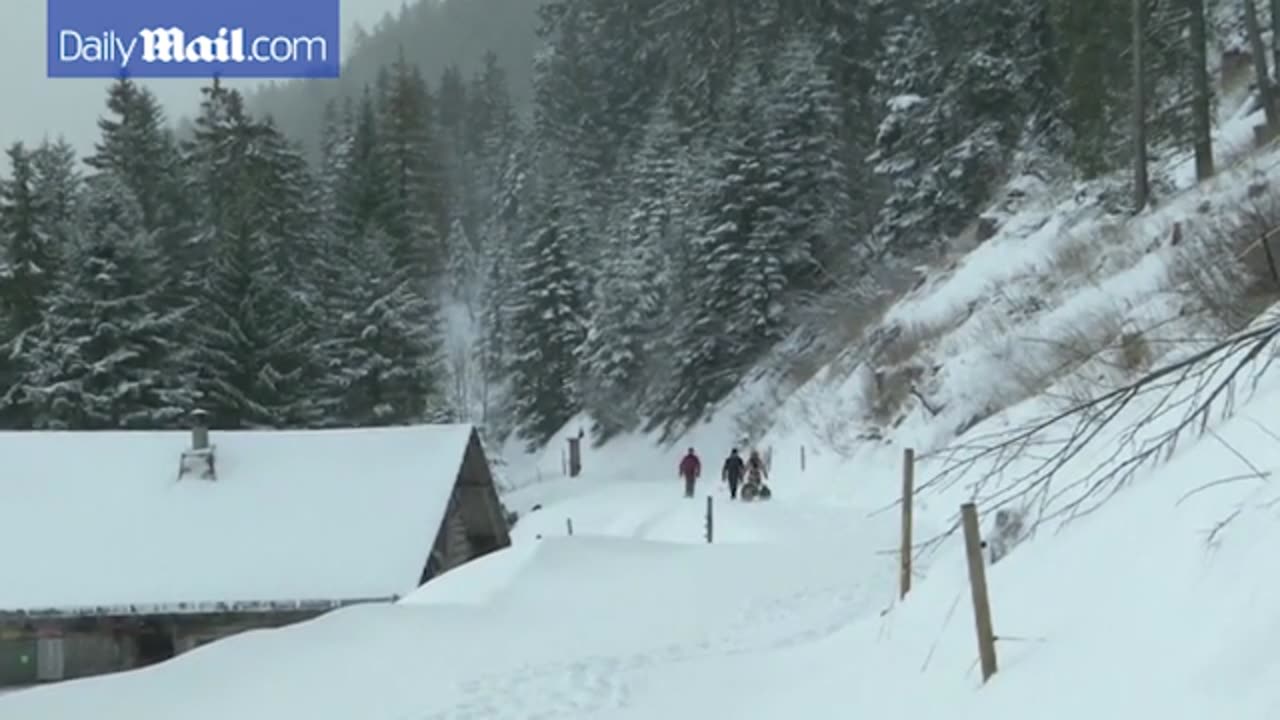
[30,138,81,280]
[757,35,852,289]
[23,175,195,430]
[579,102,688,437]
[651,135,768,433]
[336,87,390,246]
[870,0,1045,254]
[446,216,479,312]
[378,51,447,283]
[467,50,521,246]
[0,143,58,427]
[0,143,55,334]
[317,228,447,426]
[85,78,188,235]
[182,81,316,428]
[508,196,586,447]
[86,78,195,303]
[473,141,528,435]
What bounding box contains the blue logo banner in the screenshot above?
[47,0,340,78]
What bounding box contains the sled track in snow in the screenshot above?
[415,581,877,719]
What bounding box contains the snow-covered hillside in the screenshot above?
[8,43,1280,720]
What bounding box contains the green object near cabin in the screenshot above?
[0,639,38,684]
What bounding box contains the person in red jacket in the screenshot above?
[678,447,701,498]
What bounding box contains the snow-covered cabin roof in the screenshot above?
[0,424,480,617]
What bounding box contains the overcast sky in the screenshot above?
[0,0,409,165]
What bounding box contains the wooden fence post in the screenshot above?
[567,436,582,477]
[900,448,914,599]
[705,496,714,543]
[566,518,574,536]
[960,502,998,683]
[801,445,806,472]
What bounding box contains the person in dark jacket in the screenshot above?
[722,448,745,499]
[678,447,701,498]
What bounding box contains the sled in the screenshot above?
[741,482,772,502]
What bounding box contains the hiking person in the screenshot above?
[722,448,745,499]
[678,447,702,498]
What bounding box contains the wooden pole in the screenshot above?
[960,502,998,683]
[568,436,582,477]
[566,518,574,536]
[705,496,714,543]
[900,448,915,599]
[801,445,806,471]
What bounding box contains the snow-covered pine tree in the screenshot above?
[378,51,447,287]
[466,50,522,250]
[182,81,315,429]
[317,227,447,427]
[0,143,55,335]
[528,3,615,289]
[85,78,189,236]
[254,118,326,287]
[508,194,586,447]
[756,34,855,288]
[86,78,195,304]
[870,0,1041,257]
[30,138,81,283]
[446,215,479,313]
[648,54,782,435]
[316,99,347,216]
[576,230,656,439]
[473,142,528,437]
[645,0,755,129]
[23,174,196,430]
[335,87,391,246]
[436,63,471,215]
[0,142,59,428]
[313,97,356,308]
[578,102,686,439]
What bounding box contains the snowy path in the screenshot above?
[404,467,900,720]
[415,538,892,720]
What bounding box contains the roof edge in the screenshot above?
[0,595,400,621]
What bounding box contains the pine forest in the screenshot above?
[0,0,1259,449]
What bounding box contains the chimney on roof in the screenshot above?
[178,409,217,481]
[191,408,210,450]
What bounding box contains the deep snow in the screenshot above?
[6,52,1280,720]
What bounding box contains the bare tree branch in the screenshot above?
[892,317,1280,561]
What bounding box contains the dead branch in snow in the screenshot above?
[902,314,1280,560]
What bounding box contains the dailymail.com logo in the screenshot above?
[47,0,339,78]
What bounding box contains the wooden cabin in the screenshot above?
[0,421,510,688]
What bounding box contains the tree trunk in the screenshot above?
[1271,0,1280,90]
[1188,0,1215,179]
[1244,0,1279,127]
[1133,0,1150,212]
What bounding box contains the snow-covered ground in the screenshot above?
[7,57,1280,720]
[6,351,1280,719]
